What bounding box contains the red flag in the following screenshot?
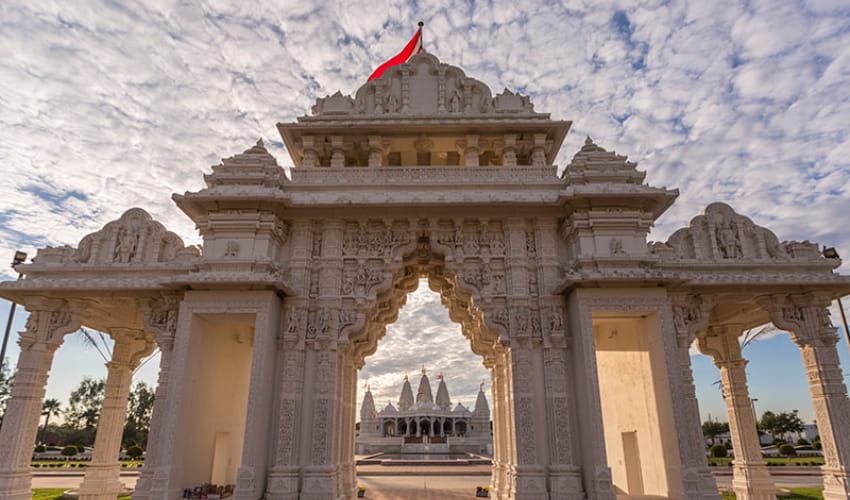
[368,24,423,81]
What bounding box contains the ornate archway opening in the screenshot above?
[347,237,505,496]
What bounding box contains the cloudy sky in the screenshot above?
[1,0,849,426]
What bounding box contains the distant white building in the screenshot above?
[356,370,492,456]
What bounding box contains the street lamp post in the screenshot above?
[751,397,760,441]
[0,251,27,375]
[822,248,850,358]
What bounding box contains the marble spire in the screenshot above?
[435,373,452,410]
[398,375,414,410]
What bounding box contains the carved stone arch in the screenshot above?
[341,234,506,367]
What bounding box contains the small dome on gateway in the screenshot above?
[382,402,397,413]
[453,402,469,413]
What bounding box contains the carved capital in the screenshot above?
[758,293,838,348]
[140,295,181,351]
[109,327,157,368]
[20,299,83,349]
[696,323,745,364]
[670,294,714,349]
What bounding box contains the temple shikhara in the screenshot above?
[356,371,492,455]
[1,50,850,500]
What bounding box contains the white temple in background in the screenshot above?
[357,370,492,455]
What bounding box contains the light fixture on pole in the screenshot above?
[0,251,27,375]
[822,247,850,358]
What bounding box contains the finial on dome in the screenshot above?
[404,374,408,381]
[418,21,424,27]
[421,365,426,375]
[256,138,264,147]
[585,136,593,145]
[480,381,485,391]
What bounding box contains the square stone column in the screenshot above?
[760,295,850,500]
[669,295,722,500]
[697,325,774,500]
[0,304,81,500]
[131,298,179,500]
[79,329,155,500]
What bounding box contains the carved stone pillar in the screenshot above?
[761,295,850,500]
[502,134,518,166]
[457,135,479,166]
[697,325,774,500]
[132,298,179,500]
[509,337,548,500]
[531,133,547,167]
[301,344,342,500]
[329,135,345,167]
[490,346,514,500]
[0,303,81,500]
[266,304,307,500]
[301,136,318,168]
[79,329,155,500]
[669,296,723,500]
[541,310,584,498]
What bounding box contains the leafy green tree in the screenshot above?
[702,420,729,446]
[39,398,62,444]
[123,382,155,448]
[126,444,144,459]
[709,444,728,458]
[66,377,105,430]
[759,410,804,442]
[0,357,13,427]
[779,443,797,462]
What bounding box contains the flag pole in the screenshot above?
[418,21,424,50]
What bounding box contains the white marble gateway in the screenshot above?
[1,52,850,500]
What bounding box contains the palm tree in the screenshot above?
[40,398,62,445]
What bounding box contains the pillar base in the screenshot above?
[549,466,585,498]
[731,462,774,500]
[78,463,126,500]
[300,467,339,500]
[0,469,34,500]
[681,466,722,500]
[822,467,850,500]
[265,469,300,500]
[512,467,548,500]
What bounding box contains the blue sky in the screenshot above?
[1,0,850,424]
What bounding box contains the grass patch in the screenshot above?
[32,489,67,500]
[708,457,824,466]
[719,487,823,499]
[31,489,131,499]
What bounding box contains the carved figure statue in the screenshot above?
[385,93,400,113]
[114,226,138,263]
[716,217,741,259]
[449,90,461,113]
[610,238,625,256]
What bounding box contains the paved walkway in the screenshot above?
[29,466,824,498]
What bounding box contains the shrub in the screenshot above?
[61,446,78,457]
[126,445,144,460]
[796,438,809,446]
[709,444,728,458]
[724,441,732,449]
[779,444,797,457]
[76,445,86,453]
[34,445,46,453]
[772,437,786,446]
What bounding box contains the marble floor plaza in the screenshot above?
[1,51,849,500]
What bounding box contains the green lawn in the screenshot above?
[708,457,824,466]
[720,487,823,499]
[31,461,144,468]
[32,489,130,499]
